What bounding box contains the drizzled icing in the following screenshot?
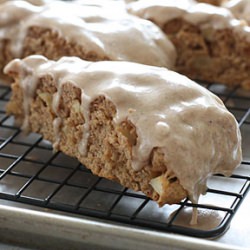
[127,0,250,41]
[223,0,250,24]
[0,0,176,68]
[4,55,242,203]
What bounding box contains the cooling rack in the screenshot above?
[0,81,249,239]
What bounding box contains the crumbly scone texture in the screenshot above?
[0,26,109,81]
[6,74,187,206]
[162,18,250,89]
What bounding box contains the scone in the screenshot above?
[0,0,175,81]
[127,0,250,89]
[4,55,242,206]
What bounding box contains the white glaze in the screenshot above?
[0,0,176,69]
[4,55,242,203]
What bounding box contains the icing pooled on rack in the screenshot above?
[4,55,242,203]
[0,0,176,68]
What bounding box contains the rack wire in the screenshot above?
[0,81,249,238]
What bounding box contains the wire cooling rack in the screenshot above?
[0,81,249,238]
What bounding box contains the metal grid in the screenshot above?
[0,81,249,238]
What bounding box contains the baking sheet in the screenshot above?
[0,201,248,250]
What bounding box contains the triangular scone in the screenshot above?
[0,0,175,81]
[127,0,250,89]
[5,56,242,206]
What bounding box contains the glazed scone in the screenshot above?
[127,0,250,89]
[0,0,176,81]
[223,0,250,25]
[4,55,242,206]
